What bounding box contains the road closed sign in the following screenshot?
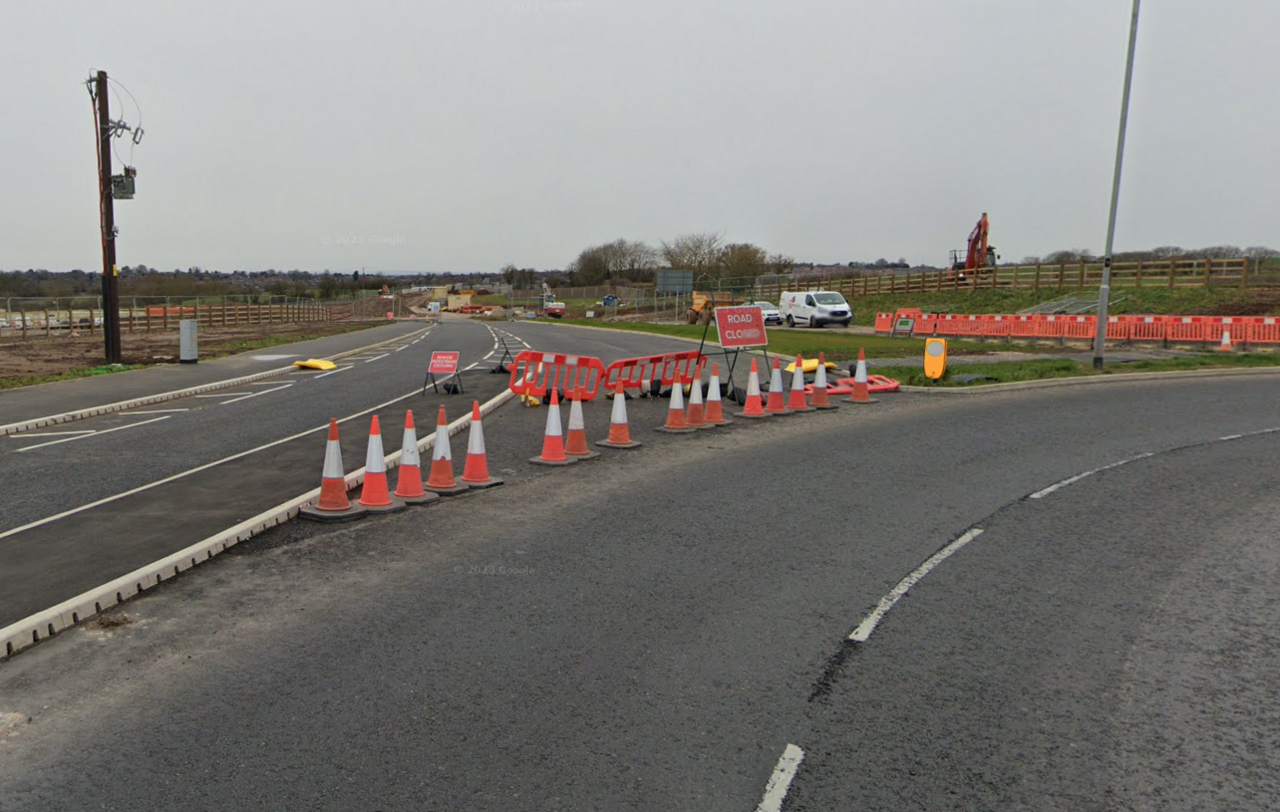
[715,306,768,348]
[428,351,460,374]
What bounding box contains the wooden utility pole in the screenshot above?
[94,70,123,364]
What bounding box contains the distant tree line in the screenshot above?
[1020,245,1279,265]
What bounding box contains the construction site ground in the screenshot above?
[0,322,384,382]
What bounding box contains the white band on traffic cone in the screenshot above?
[544,400,564,437]
[568,396,585,432]
[746,368,761,397]
[401,426,420,468]
[815,361,828,390]
[323,439,345,479]
[689,378,704,406]
[855,358,869,384]
[432,428,452,461]
[366,430,387,474]
[669,382,685,411]
[707,373,722,402]
[467,417,486,455]
[790,363,806,393]
[610,390,628,424]
[770,365,784,393]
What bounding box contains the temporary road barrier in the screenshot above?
[597,383,642,449]
[685,376,711,429]
[509,350,606,402]
[810,352,838,410]
[656,380,697,433]
[764,357,791,415]
[299,419,369,522]
[735,358,769,419]
[704,364,732,425]
[846,348,877,405]
[461,401,503,488]
[426,406,469,495]
[358,416,407,512]
[786,353,814,412]
[601,349,707,396]
[530,389,575,465]
[564,391,601,458]
[394,410,440,504]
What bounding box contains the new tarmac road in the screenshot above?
[1,325,1277,811]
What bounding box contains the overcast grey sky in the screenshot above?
[3,0,1276,274]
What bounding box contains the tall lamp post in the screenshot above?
[1092,0,1143,370]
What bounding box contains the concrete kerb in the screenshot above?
[899,365,1280,395]
[0,382,514,662]
[0,325,435,437]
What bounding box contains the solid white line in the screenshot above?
[1219,434,1243,441]
[0,382,458,542]
[756,744,805,812]
[8,430,96,438]
[850,528,985,643]
[393,344,410,351]
[195,392,246,398]
[124,409,190,414]
[313,365,354,379]
[248,381,288,386]
[15,416,172,453]
[218,384,294,405]
[1028,453,1154,500]
[364,353,390,363]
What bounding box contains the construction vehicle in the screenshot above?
[948,213,998,278]
[540,283,565,318]
[685,290,735,325]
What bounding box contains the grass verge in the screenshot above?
[0,363,148,391]
[878,353,1280,387]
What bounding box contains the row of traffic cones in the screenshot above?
[735,350,877,417]
[301,402,502,522]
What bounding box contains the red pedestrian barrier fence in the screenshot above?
[1249,317,1280,344]
[601,350,708,394]
[509,351,607,401]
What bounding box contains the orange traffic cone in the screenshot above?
[300,418,369,522]
[1216,330,1235,352]
[686,376,712,429]
[847,348,878,404]
[394,410,441,504]
[426,405,470,494]
[461,401,503,488]
[704,364,732,425]
[734,358,769,419]
[656,379,697,433]
[765,357,792,415]
[811,352,838,410]
[358,415,407,512]
[564,389,601,459]
[597,383,642,448]
[786,353,814,412]
[531,389,576,465]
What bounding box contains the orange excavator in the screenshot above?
[948,213,998,279]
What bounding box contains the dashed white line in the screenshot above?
[219,384,294,405]
[8,430,96,438]
[123,409,190,414]
[15,416,173,453]
[755,744,805,812]
[1028,453,1154,500]
[363,353,390,363]
[850,528,985,643]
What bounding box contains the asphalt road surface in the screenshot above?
[1,327,1277,810]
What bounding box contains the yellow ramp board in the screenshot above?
[784,358,838,374]
[293,358,337,371]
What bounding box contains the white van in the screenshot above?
[779,290,853,328]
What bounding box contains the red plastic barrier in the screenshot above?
[1009,315,1040,338]
[826,375,901,395]
[874,312,894,334]
[984,315,1012,337]
[1248,317,1280,344]
[935,314,959,336]
[1205,316,1249,344]
[1167,316,1206,343]
[1126,315,1167,341]
[1105,315,1129,340]
[1061,315,1095,339]
[914,315,938,336]
[601,350,707,393]
[509,350,606,401]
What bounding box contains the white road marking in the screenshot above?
[219,384,294,405]
[0,385,451,542]
[249,381,289,386]
[755,744,805,812]
[364,353,390,363]
[313,365,354,379]
[393,344,410,351]
[15,416,172,453]
[195,391,246,398]
[124,409,190,414]
[850,528,985,643]
[463,362,480,371]
[1028,453,1154,500]
[8,430,96,438]
[1220,433,1243,441]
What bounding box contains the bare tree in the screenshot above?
[717,243,768,279]
[661,232,723,275]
